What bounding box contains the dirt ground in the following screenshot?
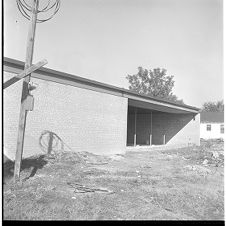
[3,139,224,220]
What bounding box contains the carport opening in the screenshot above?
[126,104,195,147]
[127,106,166,146]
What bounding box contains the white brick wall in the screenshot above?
[4,72,23,160]
[152,112,200,146]
[4,70,201,160]
[4,73,128,160]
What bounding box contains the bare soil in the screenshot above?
[3,139,224,220]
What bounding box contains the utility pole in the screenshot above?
[12,0,60,182]
[14,0,39,182]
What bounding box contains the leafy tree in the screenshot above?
[202,100,224,112]
[126,67,184,104]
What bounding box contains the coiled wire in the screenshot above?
[16,0,60,23]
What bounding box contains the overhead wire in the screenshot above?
[37,0,51,12]
[21,0,32,11]
[17,0,30,20]
[16,0,60,23]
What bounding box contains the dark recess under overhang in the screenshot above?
[127,99,198,147]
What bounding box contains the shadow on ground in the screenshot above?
[4,155,48,183]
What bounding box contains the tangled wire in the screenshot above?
[16,0,60,23]
[39,130,64,154]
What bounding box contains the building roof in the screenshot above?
[3,57,200,114]
[200,112,224,123]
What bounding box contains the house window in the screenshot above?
[220,124,224,134]
[206,124,211,131]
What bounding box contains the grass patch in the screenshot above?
[3,140,224,220]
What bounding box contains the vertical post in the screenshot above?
[134,108,137,146]
[150,134,152,146]
[14,0,39,182]
[163,134,166,145]
[150,111,152,146]
[47,133,54,154]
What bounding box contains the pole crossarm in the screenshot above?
[4,59,47,89]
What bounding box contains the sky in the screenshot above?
[4,0,223,108]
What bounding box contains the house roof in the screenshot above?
[3,57,200,114]
[200,112,224,123]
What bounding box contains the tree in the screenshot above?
[202,100,224,112]
[126,67,184,104]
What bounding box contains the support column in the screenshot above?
[150,111,152,146]
[134,108,137,146]
[149,134,152,146]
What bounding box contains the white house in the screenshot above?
[200,112,224,140]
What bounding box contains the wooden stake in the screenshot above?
[14,0,39,182]
[47,133,54,154]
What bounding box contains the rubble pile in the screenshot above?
[199,140,224,167]
[183,165,212,175]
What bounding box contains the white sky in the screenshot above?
[4,0,223,107]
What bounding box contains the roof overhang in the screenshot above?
[3,57,200,115]
[128,99,198,114]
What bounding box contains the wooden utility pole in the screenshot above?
[14,0,39,182]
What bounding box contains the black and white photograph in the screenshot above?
[3,0,224,221]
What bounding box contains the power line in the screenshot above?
[16,0,60,23]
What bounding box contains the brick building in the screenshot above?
[4,57,200,160]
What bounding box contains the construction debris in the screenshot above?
[109,154,125,161]
[67,182,113,194]
[43,151,111,166]
[202,159,208,165]
[170,139,224,168]
[78,152,111,165]
[212,151,219,159]
[184,165,211,175]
